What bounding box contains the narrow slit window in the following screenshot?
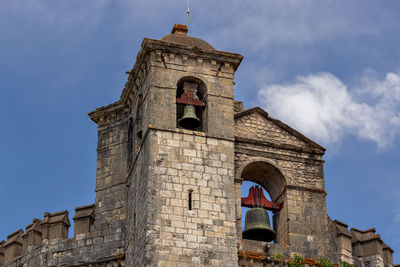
[188,190,193,210]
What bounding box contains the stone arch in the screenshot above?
[176,76,207,100]
[237,158,286,202]
[238,158,288,244]
[175,76,207,132]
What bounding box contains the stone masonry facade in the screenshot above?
[0,24,396,267]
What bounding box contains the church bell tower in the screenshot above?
[124,24,243,266]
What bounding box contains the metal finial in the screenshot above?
[187,0,190,32]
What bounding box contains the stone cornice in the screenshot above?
[142,38,243,69]
[235,136,324,156]
[120,38,243,107]
[88,100,125,124]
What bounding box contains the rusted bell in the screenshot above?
[243,207,276,242]
[178,105,201,130]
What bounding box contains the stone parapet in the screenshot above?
[351,228,383,258]
[40,210,70,240]
[383,243,394,266]
[349,227,392,267]
[382,243,394,266]
[1,204,126,266]
[333,220,354,264]
[22,219,42,251]
[73,204,95,238]
[238,241,341,267]
[3,230,23,264]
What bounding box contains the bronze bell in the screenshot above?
[178,105,201,130]
[243,207,276,242]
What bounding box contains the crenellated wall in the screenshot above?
[332,220,394,267]
[0,204,125,266]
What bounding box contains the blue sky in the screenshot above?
[1,0,399,262]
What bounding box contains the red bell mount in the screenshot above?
[176,82,205,107]
[241,186,283,212]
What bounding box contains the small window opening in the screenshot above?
[136,95,143,138]
[188,190,193,210]
[128,118,133,164]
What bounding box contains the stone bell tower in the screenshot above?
[124,24,243,266]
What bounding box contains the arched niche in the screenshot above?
[238,159,286,202]
[176,76,207,100]
[237,159,288,244]
[175,76,207,132]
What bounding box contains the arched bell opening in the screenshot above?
[176,76,207,132]
[241,181,276,242]
[239,160,286,244]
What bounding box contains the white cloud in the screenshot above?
[258,71,400,148]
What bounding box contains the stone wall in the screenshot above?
[139,129,237,266]
[126,131,151,266]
